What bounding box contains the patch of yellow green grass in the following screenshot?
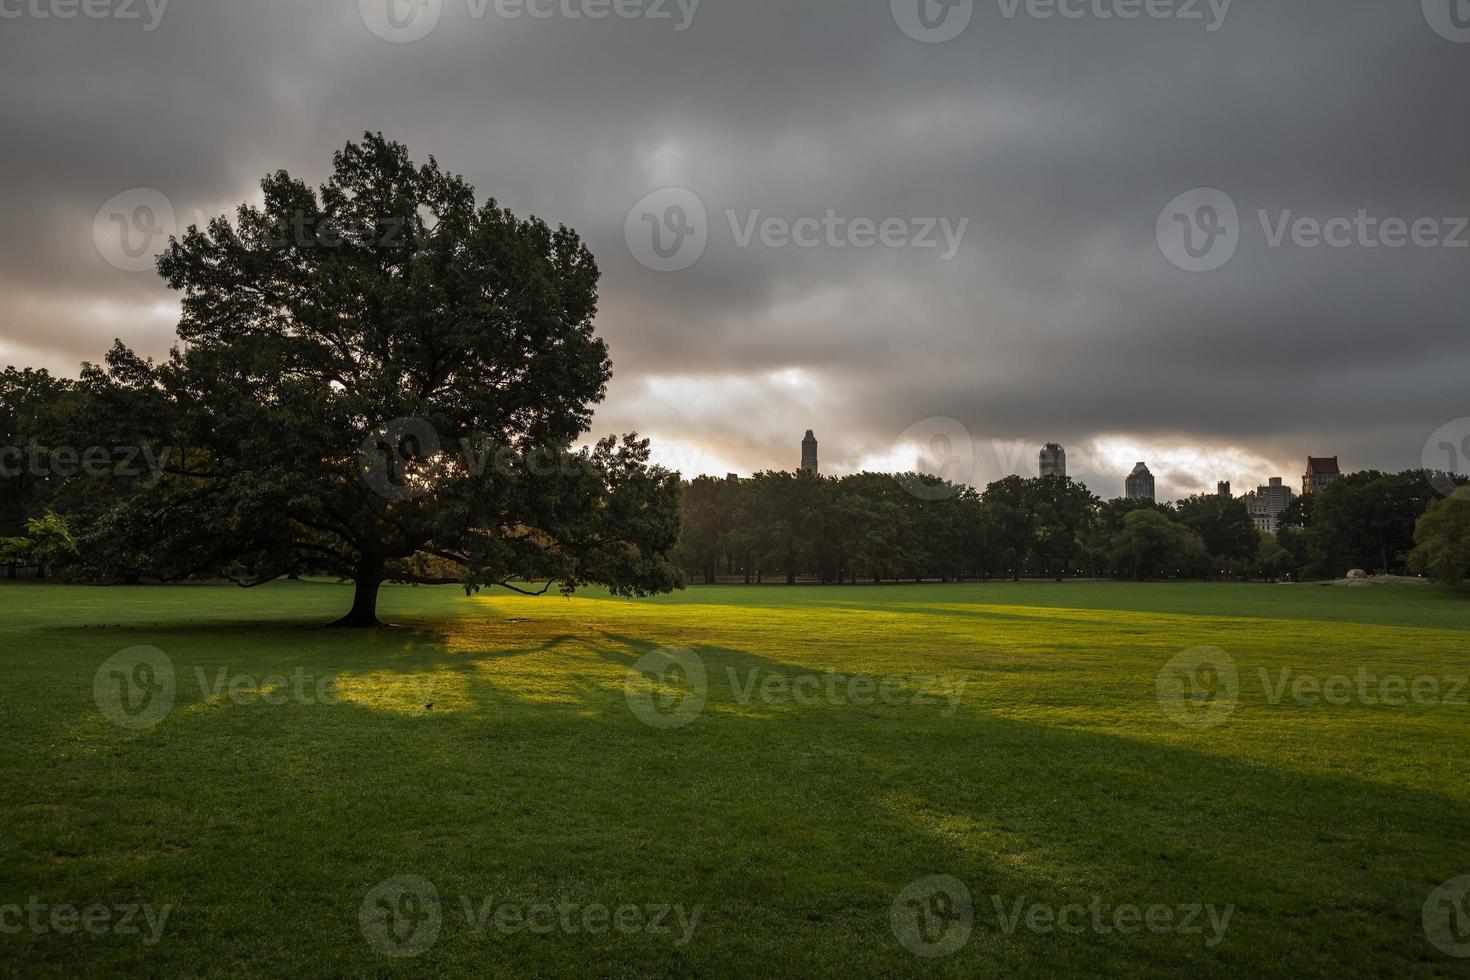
[0,580,1466,977]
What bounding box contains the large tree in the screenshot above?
[1,367,73,539]
[1409,492,1470,586]
[1028,476,1099,580]
[1109,508,1206,581]
[79,134,682,625]
[1175,493,1258,574]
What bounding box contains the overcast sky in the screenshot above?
[3,0,1468,500]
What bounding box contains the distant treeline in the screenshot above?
[5,365,1469,587]
[672,469,1470,585]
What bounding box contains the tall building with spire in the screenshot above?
[1125,462,1155,501]
[800,430,818,475]
[1039,443,1067,479]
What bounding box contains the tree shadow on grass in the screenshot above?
[12,625,1469,978]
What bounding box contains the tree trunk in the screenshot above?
[333,559,383,628]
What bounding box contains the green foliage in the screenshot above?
[0,367,76,537]
[668,472,1120,582]
[1108,509,1207,581]
[664,467,1449,585]
[0,510,76,573]
[1293,471,1441,577]
[1409,492,1470,585]
[1175,493,1259,568]
[1251,533,1291,582]
[69,134,682,623]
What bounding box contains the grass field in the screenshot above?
[1,580,1468,977]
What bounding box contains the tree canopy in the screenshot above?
[67,134,682,624]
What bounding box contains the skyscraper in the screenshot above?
[1125,462,1155,501]
[800,430,818,474]
[1039,443,1067,479]
[1242,477,1293,533]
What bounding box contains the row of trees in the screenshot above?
[670,469,1470,585]
[8,364,1469,591]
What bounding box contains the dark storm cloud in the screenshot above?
[2,0,1467,498]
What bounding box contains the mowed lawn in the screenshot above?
[1,580,1468,977]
